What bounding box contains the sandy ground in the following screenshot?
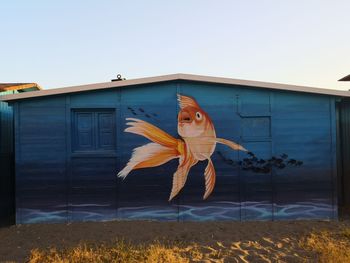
[0,220,349,262]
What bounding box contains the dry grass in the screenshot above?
[28,241,192,263]
[301,227,350,263]
[27,239,304,263]
[27,226,350,263]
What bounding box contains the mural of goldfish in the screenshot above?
[118,94,247,200]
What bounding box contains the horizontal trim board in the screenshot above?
[1,73,350,102]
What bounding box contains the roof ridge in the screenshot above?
[1,73,349,101]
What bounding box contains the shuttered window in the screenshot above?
[72,109,116,152]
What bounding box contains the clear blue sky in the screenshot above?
[1,1,349,90]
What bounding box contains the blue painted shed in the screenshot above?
[2,74,350,224]
[0,83,41,225]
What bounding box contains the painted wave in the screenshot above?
[18,199,335,224]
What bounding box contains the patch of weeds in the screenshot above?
[301,230,350,263]
[28,241,191,263]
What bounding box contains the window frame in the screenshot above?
[71,108,117,156]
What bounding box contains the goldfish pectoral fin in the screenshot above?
[203,159,216,200]
[117,143,179,179]
[169,156,197,201]
[216,138,247,152]
[125,118,179,148]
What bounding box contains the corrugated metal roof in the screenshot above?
[1,73,350,101]
[0,83,42,92]
[339,74,350,81]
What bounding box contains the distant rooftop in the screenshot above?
[0,83,42,92]
[339,75,350,81]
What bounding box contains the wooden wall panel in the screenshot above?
[13,81,338,223]
[16,97,67,223]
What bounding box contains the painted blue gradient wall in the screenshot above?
[12,80,337,223]
[0,90,15,224]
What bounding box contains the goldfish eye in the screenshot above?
[195,112,202,120]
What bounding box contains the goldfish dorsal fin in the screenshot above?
[177,94,200,109]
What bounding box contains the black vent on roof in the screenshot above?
[111,74,126,82]
[339,74,350,81]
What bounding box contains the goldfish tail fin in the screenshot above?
[169,155,197,201]
[118,143,179,179]
[203,159,216,200]
[125,118,178,148]
[216,138,247,152]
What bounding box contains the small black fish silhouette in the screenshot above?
[262,167,271,173]
[278,163,286,169]
[281,153,288,159]
[139,108,145,113]
[219,150,302,174]
[226,159,234,165]
[288,159,297,164]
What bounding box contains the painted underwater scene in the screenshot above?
[15,82,337,223]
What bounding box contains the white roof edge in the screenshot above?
[1,73,350,101]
